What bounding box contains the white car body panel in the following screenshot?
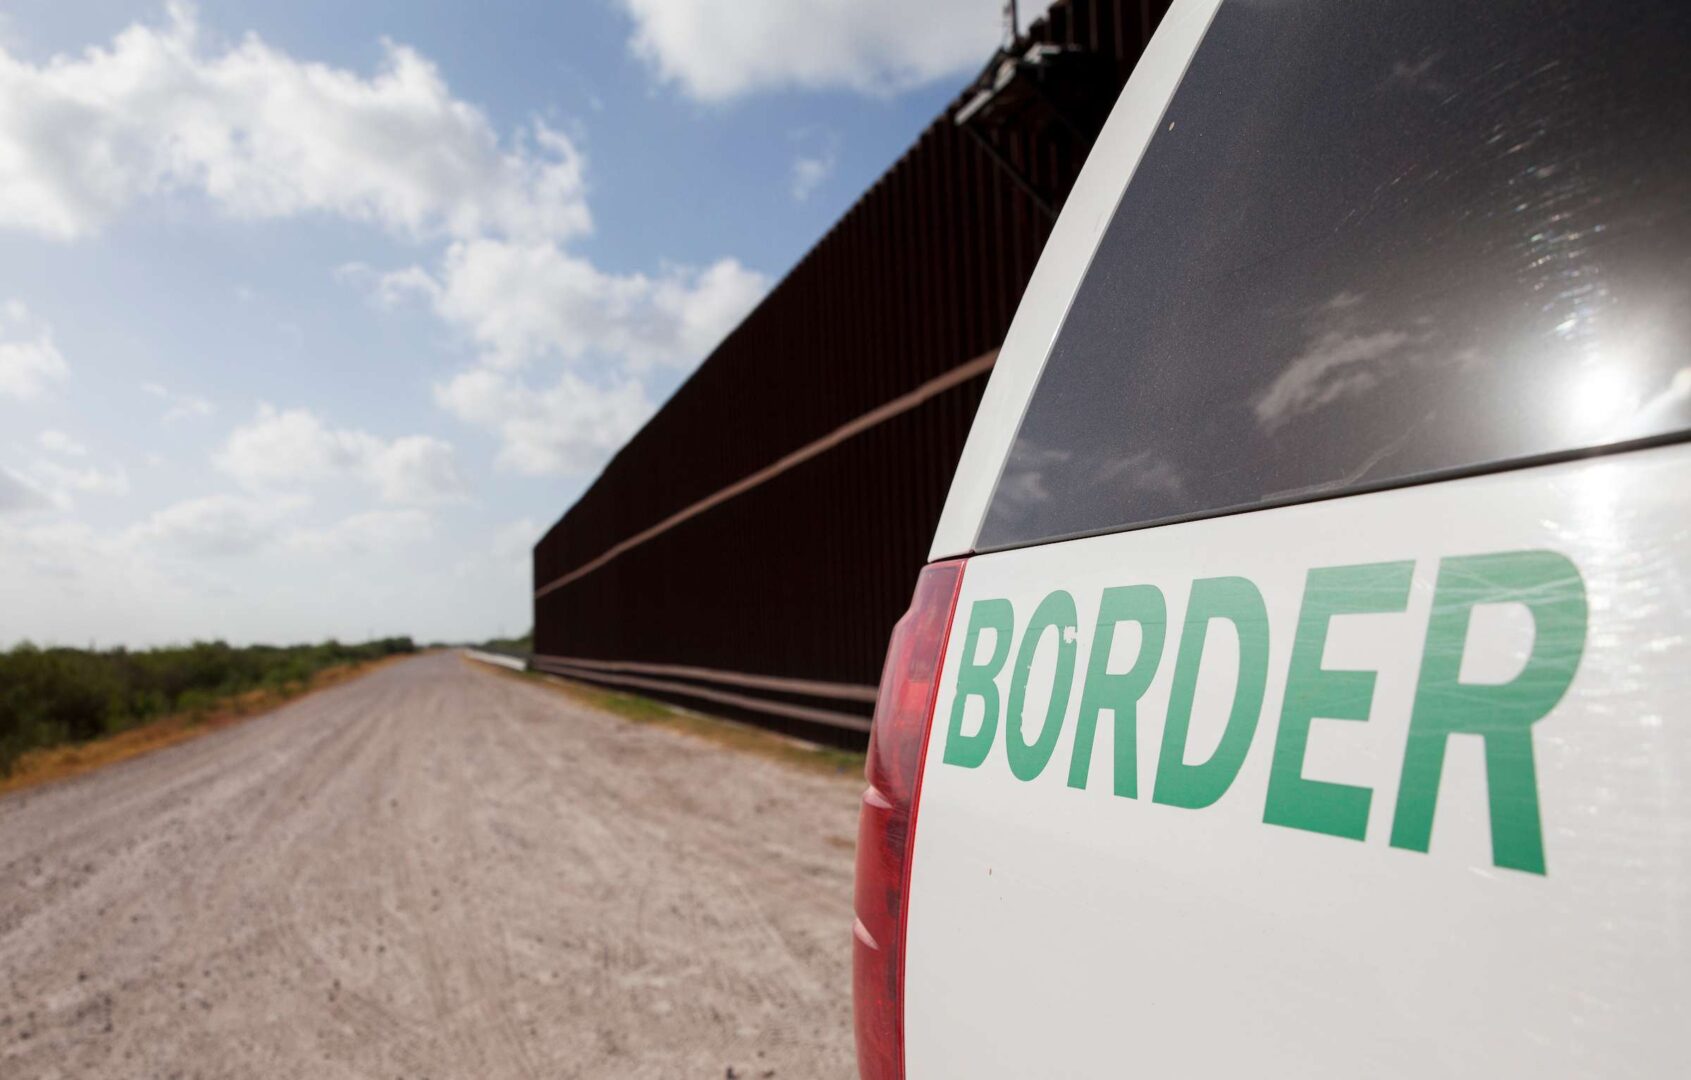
[926,0,1222,562]
[904,444,1691,1077]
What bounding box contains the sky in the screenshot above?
[0,0,1029,649]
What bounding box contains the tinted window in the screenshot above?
[982,0,1691,549]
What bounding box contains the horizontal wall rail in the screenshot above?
[536,350,997,600]
[533,654,878,703]
[531,657,874,734]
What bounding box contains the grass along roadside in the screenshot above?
[469,656,867,779]
[0,655,408,798]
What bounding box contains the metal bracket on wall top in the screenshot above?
[953,43,1113,221]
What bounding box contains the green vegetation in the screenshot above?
[0,637,416,775]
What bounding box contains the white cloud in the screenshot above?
[284,508,433,557]
[127,492,297,558]
[38,429,87,456]
[366,435,466,506]
[491,517,538,562]
[453,516,536,582]
[0,503,508,648]
[0,6,788,651]
[789,128,840,202]
[142,381,215,423]
[215,406,359,486]
[0,517,191,651]
[0,299,68,400]
[24,457,130,499]
[0,6,768,486]
[3,435,129,511]
[394,238,765,477]
[791,148,836,202]
[215,404,466,505]
[386,240,767,373]
[336,261,440,310]
[0,3,590,242]
[618,0,1005,101]
[435,367,653,477]
[0,466,50,515]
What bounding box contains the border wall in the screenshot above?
[533,0,1173,745]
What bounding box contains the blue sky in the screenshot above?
[0,0,1024,647]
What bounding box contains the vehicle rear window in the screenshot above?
[980,0,1691,550]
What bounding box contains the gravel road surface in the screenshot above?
[0,652,861,1078]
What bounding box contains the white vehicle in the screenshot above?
[852,1,1691,1076]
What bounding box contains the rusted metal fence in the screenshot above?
[532,0,1172,746]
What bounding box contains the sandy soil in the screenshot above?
[0,652,861,1078]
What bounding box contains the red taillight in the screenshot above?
[854,559,965,1080]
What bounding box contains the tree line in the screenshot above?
[0,637,416,775]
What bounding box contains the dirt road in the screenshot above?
[0,653,862,1078]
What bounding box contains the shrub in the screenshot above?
[0,636,416,775]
